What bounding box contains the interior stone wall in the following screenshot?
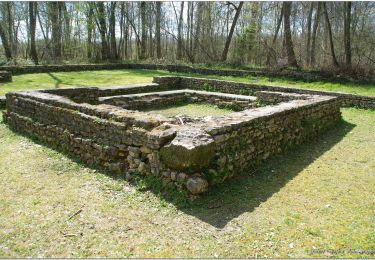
[98,89,258,111]
[1,63,370,84]
[154,76,375,109]
[0,71,12,82]
[0,96,5,109]
[256,91,312,105]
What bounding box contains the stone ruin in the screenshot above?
[3,76,342,195]
[0,71,12,83]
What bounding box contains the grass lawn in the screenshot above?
[145,103,234,118]
[0,69,374,257]
[209,75,375,97]
[0,69,374,96]
[0,108,374,258]
[0,69,170,96]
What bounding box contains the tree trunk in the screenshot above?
[124,3,129,59]
[148,3,153,58]
[322,2,339,67]
[29,1,38,64]
[189,3,194,55]
[176,1,184,60]
[220,2,244,62]
[6,3,16,57]
[118,2,124,58]
[0,23,12,60]
[344,1,352,66]
[272,4,283,46]
[306,2,314,66]
[61,3,70,56]
[140,1,147,60]
[49,2,62,60]
[87,3,94,60]
[156,2,162,59]
[97,2,109,60]
[266,4,283,66]
[282,1,299,68]
[193,2,203,61]
[310,2,321,66]
[109,2,117,60]
[187,2,191,53]
[125,2,141,59]
[36,5,49,54]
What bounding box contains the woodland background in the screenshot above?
[0,1,374,78]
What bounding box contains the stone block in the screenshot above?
[160,127,216,171]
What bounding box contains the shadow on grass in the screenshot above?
[180,119,355,228]
[47,72,64,88]
[2,111,355,229]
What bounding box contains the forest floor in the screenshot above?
[0,69,375,96]
[0,70,374,257]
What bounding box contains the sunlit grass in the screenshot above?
[0,68,374,96]
[211,74,375,96]
[0,108,374,257]
[0,67,374,257]
[0,69,170,96]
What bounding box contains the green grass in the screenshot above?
[0,69,374,257]
[0,108,374,258]
[0,69,171,96]
[0,69,374,96]
[145,103,234,118]
[206,74,375,97]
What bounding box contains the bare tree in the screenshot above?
[29,1,38,64]
[61,2,70,56]
[310,2,322,66]
[176,1,184,60]
[193,2,203,61]
[49,2,62,59]
[109,2,117,60]
[148,3,153,58]
[86,3,94,60]
[96,2,110,60]
[0,1,373,71]
[306,2,314,66]
[221,2,244,62]
[4,3,16,58]
[323,2,339,67]
[140,1,147,60]
[344,1,352,66]
[282,1,299,68]
[156,1,162,59]
[0,22,12,60]
[266,3,283,66]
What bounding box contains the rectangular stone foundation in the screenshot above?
[3,76,341,195]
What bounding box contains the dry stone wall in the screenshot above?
[197,97,341,185]
[1,65,374,109]
[256,91,312,104]
[154,76,375,109]
[0,71,11,82]
[0,96,5,109]
[3,89,176,174]
[99,89,257,111]
[4,76,342,195]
